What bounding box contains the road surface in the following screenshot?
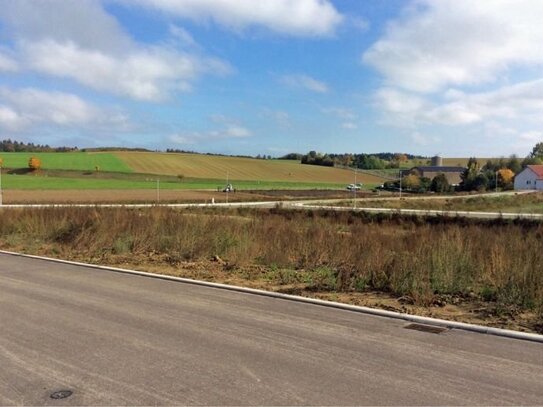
[1,191,540,220]
[1,253,542,405]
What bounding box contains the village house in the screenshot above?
[514,165,543,190]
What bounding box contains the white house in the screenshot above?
[514,165,543,190]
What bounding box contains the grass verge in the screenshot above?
[0,172,349,190]
[332,193,543,214]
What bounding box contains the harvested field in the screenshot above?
[114,151,386,184]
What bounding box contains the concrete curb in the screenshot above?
[1,249,542,344]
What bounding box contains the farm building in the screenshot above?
[514,165,543,190]
[402,166,465,185]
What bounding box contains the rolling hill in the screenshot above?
[113,151,385,184]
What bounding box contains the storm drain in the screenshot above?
[50,390,73,400]
[404,323,449,334]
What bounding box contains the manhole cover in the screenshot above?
[404,323,448,334]
[50,390,73,400]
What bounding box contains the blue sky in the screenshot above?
[0,0,542,157]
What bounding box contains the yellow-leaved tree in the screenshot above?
[28,156,41,171]
[402,174,421,190]
[497,168,515,189]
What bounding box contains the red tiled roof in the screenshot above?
[528,165,543,179]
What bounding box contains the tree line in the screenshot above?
[390,142,543,193]
[292,151,425,169]
[0,139,77,153]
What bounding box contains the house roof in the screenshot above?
[412,166,465,173]
[528,165,543,179]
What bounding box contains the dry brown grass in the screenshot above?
[1,207,542,331]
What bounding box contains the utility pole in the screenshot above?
[495,170,498,193]
[353,167,357,209]
[226,170,229,204]
[156,179,160,204]
[399,169,402,199]
[0,158,3,206]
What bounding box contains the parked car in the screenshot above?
[223,183,234,192]
[346,183,362,191]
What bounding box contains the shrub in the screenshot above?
[28,156,41,171]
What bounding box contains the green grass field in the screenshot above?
[0,152,132,173]
[0,173,345,190]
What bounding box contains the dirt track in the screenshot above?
[1,189,268,204]
[2,189,368,204]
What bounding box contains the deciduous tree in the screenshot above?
[28,156,41,171]
[460,157,480,191]
[497,168,514,189]
[431,173,450,193]
[530,142,543,159]
[402,174,420,190]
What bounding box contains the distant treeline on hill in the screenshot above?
[166,148,272,160]
[0,139,78,153]
[81,147,152,152]
[282,151,427,169]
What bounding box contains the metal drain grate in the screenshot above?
[50,390,73,400]
[404,323,448,334]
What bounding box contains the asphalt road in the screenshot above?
[1,254,543,406]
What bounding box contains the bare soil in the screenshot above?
[2,189,377,204]
[2,189,273,204]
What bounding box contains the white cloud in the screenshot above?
[519,131,543,142]
[170,124,252,144]
[169,24,198,47]
[225,125,251,138]
[0,87,129,132]
[0,0,231,101]
[260,108,291,128]
[20,40,229,101]
[342,122,358,130]
[0,51,18,72]
[363,0,543,93]
[348,16,370,32]
[281,74,329,93]
[411,132,440,146]
[322,107,359,130]
[376,79,543,126]
[322,107,356,120]
[124,0,343,37]
[0,106,24,131]
[0,0,132,53]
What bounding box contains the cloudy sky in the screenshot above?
[0,0,542,156]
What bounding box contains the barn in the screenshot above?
[513,165,543,190]
[402,166,465,186]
